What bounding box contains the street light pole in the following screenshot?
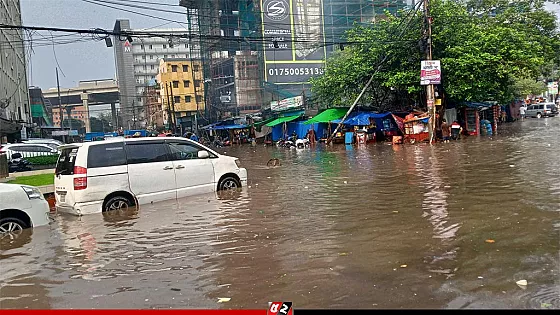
[55,67,66,143]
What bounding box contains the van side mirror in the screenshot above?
[198,150,209,159]
[11,153,22,159]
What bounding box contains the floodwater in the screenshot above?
[1,118,559,309]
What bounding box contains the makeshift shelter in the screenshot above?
[403,114,430,144]
[304,108,348,125]
[332,112,400,142]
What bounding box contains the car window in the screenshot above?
[538,105,544,110]
[125,142,170,164]
[56,147,78,175]
[167,142,204,160]
[13,145,36,152]
[87,143,127,168]
[35,146,54,152]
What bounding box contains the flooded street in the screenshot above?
[1,118,559,309]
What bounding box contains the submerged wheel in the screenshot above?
[218,176,241,191]
[0,217,28,239]
[104,196,133,212]
[536,113,542,118]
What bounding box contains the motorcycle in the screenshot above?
[276,138,295,148]
[8,153,32,173]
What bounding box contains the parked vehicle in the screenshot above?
[54,137,248,215]
[23,138,64,148]
[0,183,51,239]
[8,153,33,173]
[0,143,59,160]
[525,103,558,118]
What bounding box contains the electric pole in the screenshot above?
[169,82,177,134]
[56,68,65,143]
[165,83,173,132]
[424,0,436,144]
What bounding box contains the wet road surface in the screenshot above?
[1,118,559,309]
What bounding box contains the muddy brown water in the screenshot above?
[1,118,559,309]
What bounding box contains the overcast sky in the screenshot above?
[21,0,560,90]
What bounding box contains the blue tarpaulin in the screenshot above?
[210,124,248,130]
[332,112,392,126]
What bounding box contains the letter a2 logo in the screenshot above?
[268,301,292,315]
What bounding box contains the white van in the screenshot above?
[54,137,247,215]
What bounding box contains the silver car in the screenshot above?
[525,103,558,118]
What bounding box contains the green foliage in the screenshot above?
[311,0,560,108]
[26,155,60,166]
[510,78,547,98]
[8,174,54,187]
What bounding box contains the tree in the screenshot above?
[311,0,560,108]
[510,78,547,98]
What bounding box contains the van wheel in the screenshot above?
[104,196,133,212]
[536,113,542,118]
[0,217,28,239]
[218,176,241,191]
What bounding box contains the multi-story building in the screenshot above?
[156,58,205,133]
[113,19,200,129]
[0,0,31,142]
[28,87,52,129]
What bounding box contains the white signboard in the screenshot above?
[271,95,304,112]
[52,130,69,136]
[421,60,442,85]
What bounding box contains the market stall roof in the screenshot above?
[304,108,349,125]
[332,112,392,126]
[211,124,248,130]
[254,117,277,128]
[200,122,221,130]
[265,114,302,127]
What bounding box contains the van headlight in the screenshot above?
[22,186,43,200]
[234,159,241,168]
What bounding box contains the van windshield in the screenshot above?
[55,147,78,175]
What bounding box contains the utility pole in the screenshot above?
[132,100,137,129]
[169,82,177,134]
[165,83,173,132]
[56,68,65,143]
[424,0,436,144]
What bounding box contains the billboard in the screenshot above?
[262,0,326,84]
[270,95,304,111]
[420,60,442,85]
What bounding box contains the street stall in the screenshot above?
[266,114,303,141]
[461,102,499,136]
[304,108,348,143]
[403,113,430,144]
[332,112,397,143]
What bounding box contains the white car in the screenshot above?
[54,137,248,216]
[0,183,51,239]
[23,138,63,149]
[0,143,59,160]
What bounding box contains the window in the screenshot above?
[163,44,167,49]
[142,55,145,59]
[174,96,181,104]
[172,65,178,72]
[538,105,544,110]
[164,54,168,58]
[194,80,201,88]
[183,80,190,88]
[172,81,179,88]
[185,95,191,102]
[151,65,155,70]
[184,44,188,48]
[125,143,169,164]
[149,44,153,49]
[195,95,203,103]
[140,44,144,49]
[167,142,206,160]
[182,65,189,72]
[150,55,154,59]
[87,143,126,168]
[193,64,200,72]
[56,148,78,175]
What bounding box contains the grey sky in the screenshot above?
[21,0,185,89]
[21,0,560,91]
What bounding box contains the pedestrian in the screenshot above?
[500,108,507,123]
[440,119,451,143]
[306,127,316,145]
[519,105,526,120]
[190,132,199,142]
